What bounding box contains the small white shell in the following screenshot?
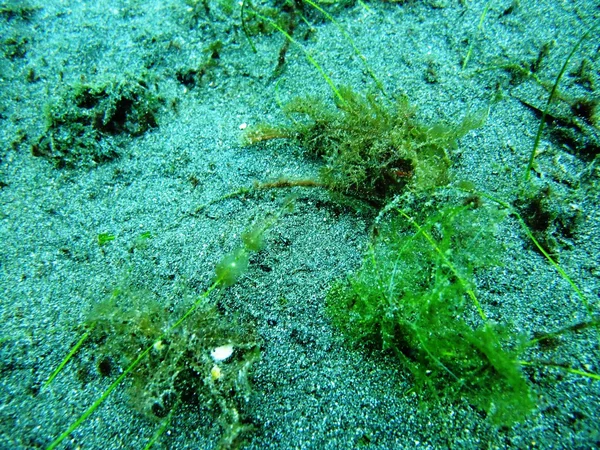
[210,344,234,362]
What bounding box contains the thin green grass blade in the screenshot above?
[357,0,372,14]
[562,367,600,381]
[47,343,154,450]
[46,281,220,450]
[462,0,492,71]
[519,360,600,381]
[244,8,344,104]
[472,190,591,315]
[143,406,176,450]
[396,208,488,321]
[511,210,591,314]
[524,25,596,181]
[302,0,387,96]
[241,0,257,53]
[43,327,92,389]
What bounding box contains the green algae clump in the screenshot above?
[86,286,259,446]
[215,248,250,287]
[326,200,534,425]
[246,87,487,203]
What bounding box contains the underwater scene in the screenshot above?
[0,0,599,448]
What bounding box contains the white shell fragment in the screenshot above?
[210,344,234,362]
